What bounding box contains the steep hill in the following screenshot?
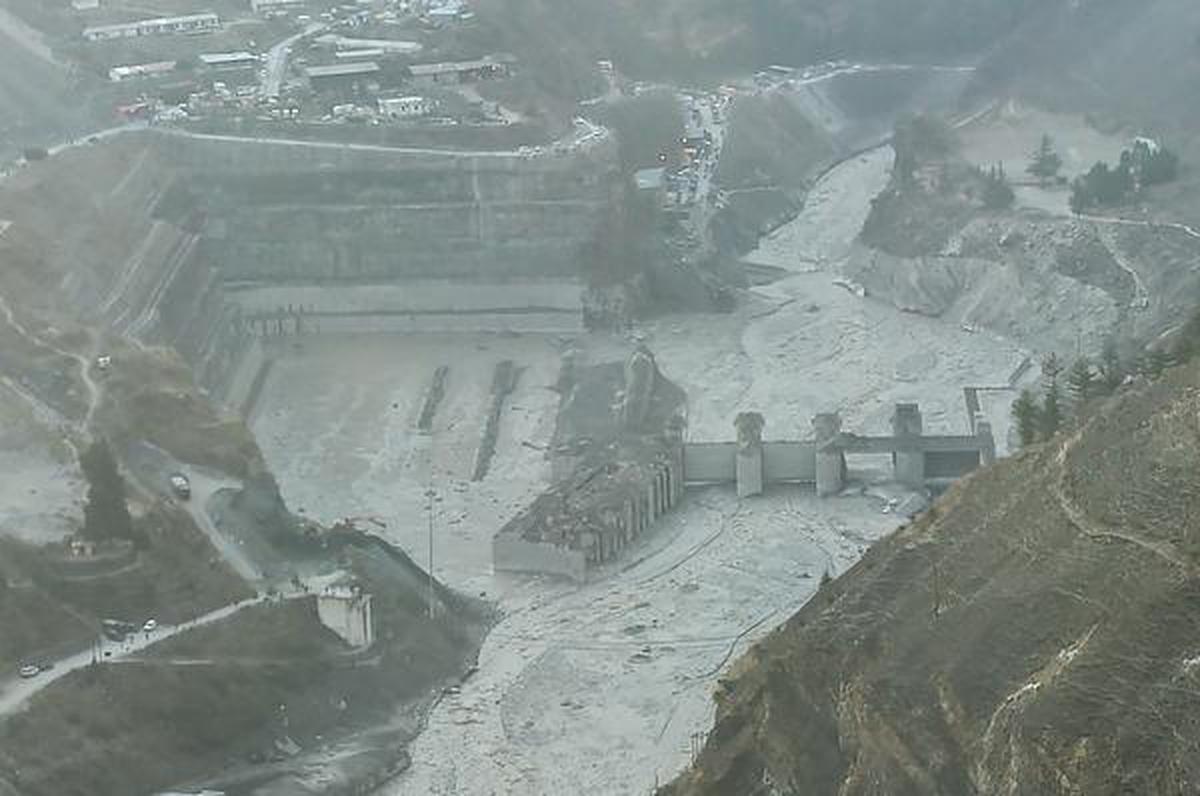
[663,360,1200,795]
[471,0,1046,93]
[974,0,1200,151]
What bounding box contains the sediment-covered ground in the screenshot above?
[246,148,1036,795]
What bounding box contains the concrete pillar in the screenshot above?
[733,412,765,499]
[893,449,925,488]
[891,403,925,488]
[815,447,844,497]
[976,420,996,467]
[666,415,686,503]
[735,448,764,498]
[812,412,844,497]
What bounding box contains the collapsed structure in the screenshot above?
[496,356,997,580]
[493,346,686,580]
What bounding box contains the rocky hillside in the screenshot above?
[975,0,1200,151]
[662,358,1200,795]
[472,0,1048,93]
[843,108,1200,358]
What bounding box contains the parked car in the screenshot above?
[18,663,40,678]
[142,619,158,633]
[168,473,191,499]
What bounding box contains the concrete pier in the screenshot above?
[813,412,845,497]
[891,403,925,488]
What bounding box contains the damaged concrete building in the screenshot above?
[493,345,686,581]
[492,449,683,581]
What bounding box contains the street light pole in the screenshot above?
[426,486,435,619]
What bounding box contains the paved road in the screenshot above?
[261,23,325,99]
[124,442,266,583]
[1,123,149,181]
[0,595,267,717]
[152,124,607,159]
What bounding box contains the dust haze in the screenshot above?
[2,2,1199,795]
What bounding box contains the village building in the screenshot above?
[83,13,219,41]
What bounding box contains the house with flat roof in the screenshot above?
[83,13,220,41]
[250,0,305,12]
[408,58,504,86]
[306,61,381,90]
[109,60,177,81]
[379,95,429,118]
[199,51,259,69]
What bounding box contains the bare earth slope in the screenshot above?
[663,361,1200,796]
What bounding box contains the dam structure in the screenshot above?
[85,130,617,412]
[494,399,995,582]
[684,403,996,497]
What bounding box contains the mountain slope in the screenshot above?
[975,0,1200,151]
[662,361,1200,795]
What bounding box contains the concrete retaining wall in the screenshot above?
[156,131,615,285]
[226,280,583,315]
[286,312,581,335]
[220,336,271,418]
[763,441,817,482]
[493,537,586,582]
[924,449,982,479]
[683,442,737,483]
[685,441,818,484]
[154,130,612,177]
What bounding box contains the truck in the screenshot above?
[168,472,191,499]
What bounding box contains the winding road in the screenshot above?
[0,595,272,717]
[261,22,326,99]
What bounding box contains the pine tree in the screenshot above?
[1067,357,1096,411]
[982,163,1015,209]
[1069,177,1089,215]
[1040,354,1064,438]
[1041,352,1063,384]
[80,439,134,544]
[1141,147,1180,186]
[1041,381,1063,439]
[1027,134,1063,184]
[1097,338,1123,394]
[1011,389,1040,447]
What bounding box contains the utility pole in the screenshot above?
[426,485,436,619]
